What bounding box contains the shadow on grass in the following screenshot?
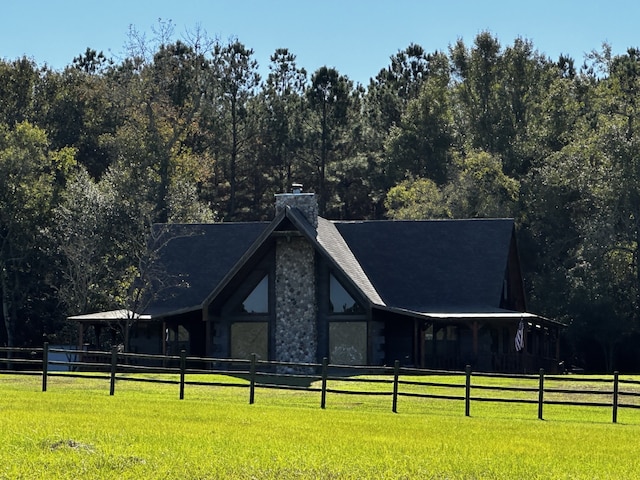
[229,371,319,388]
[227,366,383,389]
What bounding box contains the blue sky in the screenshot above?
[2,1,639,85]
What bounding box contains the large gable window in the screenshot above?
[238,275,269,314]
[329,274,364,314]
[229,273,271,360]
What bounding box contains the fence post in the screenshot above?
[42,342,49,392]
[179,349,186,400]
[538,368,545,420]
[321,357,328,409]
[109,346,118,396]
[613,371,619,424]
[249,353,256,405]
[465,365,471,417]
[392,360,400,413]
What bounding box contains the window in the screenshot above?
[329,274,364,314]
[238,275,269,314]
[230,322,268,360]
[165,325,189,342]
[329,322,367,365]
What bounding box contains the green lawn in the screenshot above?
[1,373,639,479]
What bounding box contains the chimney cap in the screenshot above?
[291,183,303,194]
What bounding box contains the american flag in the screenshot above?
[515,319,525,352]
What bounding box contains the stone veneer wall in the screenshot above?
[274,236,317,364]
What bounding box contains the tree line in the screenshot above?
[1,22,639,371]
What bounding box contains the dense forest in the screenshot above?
[2,22,640,371]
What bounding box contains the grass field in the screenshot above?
[1,373,640,479]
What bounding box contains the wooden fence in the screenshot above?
[2,343,640,423]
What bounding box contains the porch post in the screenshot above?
[432,324,437,365]
[413,319,419,366]
[77,322,84,349]
[472,320,479,357]
[202,307,212,358]
[162,320,167,356]
[95,324,102,348]
[419,322,426,368]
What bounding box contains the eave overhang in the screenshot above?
[372,304,566,328]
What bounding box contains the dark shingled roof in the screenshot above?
[333,218,515,313]
[136,216,516,318]
[145,222,268,316]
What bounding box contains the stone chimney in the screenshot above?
[273,183,318,367]
[274,183,318,229]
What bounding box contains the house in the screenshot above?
[69,189,563,373]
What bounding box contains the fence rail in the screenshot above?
[1,343,639,423]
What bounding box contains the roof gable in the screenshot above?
[202,207,385,312]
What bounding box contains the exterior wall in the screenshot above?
[128,322,163,354]
[210,315,229,357]
[369,320,385,365]
[274,236,317,364]
[382,314,414,366]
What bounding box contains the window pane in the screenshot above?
[329,274,363,314]
[231,322,268,360]
[240,275,269,313]
[329,322,367,365]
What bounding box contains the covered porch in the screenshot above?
[376,307,563,373]
[67,309,206,357]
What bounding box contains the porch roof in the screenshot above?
[67,309,152,322]
[373,305,565,327]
